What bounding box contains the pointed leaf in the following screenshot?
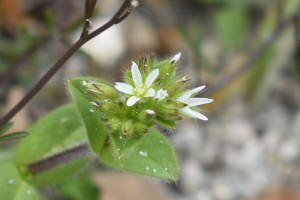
[0,132,29,141]
[100,128,178,180]
[68,77,108,153]
[109,132,143,158]
[14,104,89,185]
[0,162,40,200]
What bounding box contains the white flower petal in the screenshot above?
[131,61,143,87]
[177,91,192,103]
[127,96,141,106]
[170,52,181,64]
[179,107,208,120]
[191,85,206,95]
[145,69,159,88]
[115,82,134,94]
[145,88,156,97]
[191,110,208,120]
[178,107,195,118]
[189,98,214,106]
[155,89,168,100]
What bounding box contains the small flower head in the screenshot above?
[155,89,168,100]
[176,86,213,120]
[86,53,214,137]
[115,62,159,106]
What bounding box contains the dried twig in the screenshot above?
[0,0,137,128]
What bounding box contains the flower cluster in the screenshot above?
[86,53,213,136]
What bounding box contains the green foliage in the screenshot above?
[0,132,29,141]
[284,0,300,16]
[68,77,179,180]
[0,162,40,200]
[56,172,99,200]
[68,77,108,153]
[215,7,248,50]
[14,104,89,185]
[101,128,178,180]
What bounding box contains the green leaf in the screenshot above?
[68,77,107,153]
[0,122,13,135]
[100,128,178,180]
[14,104,89,185]
[0,131,29,141]
[0,162,41,200]
[109,132,143,158]
[57,171,99,200]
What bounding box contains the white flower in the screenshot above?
[155,89,168,100]
[115,61,159,106]
[176,86,213,120]
[170,52,181,64]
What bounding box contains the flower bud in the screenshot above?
[134,122,148,134]
[99,102,118,114]
[156,101,177,115]
[121,120,134,136]
[87,81,119,100]
[138,109,156,122]
[165,78,189,96]
[154,61,175,77]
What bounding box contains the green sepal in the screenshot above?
[155,116,176,129]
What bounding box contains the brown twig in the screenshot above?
[28,143,90,175]
[0,0,137,128]
[203,7,300,97]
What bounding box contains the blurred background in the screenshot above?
[1,0,300,199]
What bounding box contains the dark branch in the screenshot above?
[0,0,136,129]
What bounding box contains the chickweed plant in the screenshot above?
[0,1,212,198]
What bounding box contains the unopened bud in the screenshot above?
[138,109,155,122]
[165,78,189,96]
[87,81,119,100]
[156,101,177,115]
[121,121,134,136]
